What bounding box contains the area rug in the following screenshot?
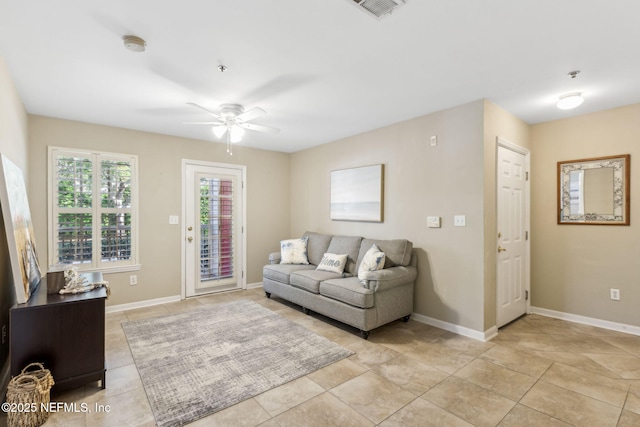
[122,299,353,427]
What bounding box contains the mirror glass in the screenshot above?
[558,154,630,225]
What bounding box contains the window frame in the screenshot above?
[48,146,140,273]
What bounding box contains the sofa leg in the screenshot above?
[265,292,271,299]
[360,330,370,339]
[302,307,310,315]
[401,314,411,323]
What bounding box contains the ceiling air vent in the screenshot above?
[351,0,406,19]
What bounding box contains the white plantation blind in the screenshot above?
[199,176,235,282]
[49,147,139,272]
[55,155,93,264]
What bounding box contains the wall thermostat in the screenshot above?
[427,216,441,228]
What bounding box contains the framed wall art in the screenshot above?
[330,164,384,222]
[0,154,42,303]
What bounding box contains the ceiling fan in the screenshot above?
[186,102,280,155]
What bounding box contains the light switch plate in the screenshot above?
[427,216,441,228]
[169,215,179,225]
[454,215,466,227]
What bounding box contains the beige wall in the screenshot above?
[482,100,531,330]
[28,116,291,306]
[0,57,29,389]
[531,104,640,327]
[0,58,28,172]
[290,100,490,332]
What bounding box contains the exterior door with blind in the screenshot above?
[496,141,530,327]
[184,161,244,297]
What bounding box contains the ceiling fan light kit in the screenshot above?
[229,126,245,143]
[186,102,280,155]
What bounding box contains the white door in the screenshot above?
[184,161,244,297]
[496,142,529,327]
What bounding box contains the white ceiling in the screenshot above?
[1,0,639,153]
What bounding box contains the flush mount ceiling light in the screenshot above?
[557,92,584,110]
[122,35,146,52]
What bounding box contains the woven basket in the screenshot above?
[6,363,55,427]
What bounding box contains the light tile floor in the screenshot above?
[7,288,640,426]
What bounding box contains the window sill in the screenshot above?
[51,264,142,275]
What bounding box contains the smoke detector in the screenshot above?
[122,35,146,52]
[350,0,406,19]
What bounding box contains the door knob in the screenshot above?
[187,226,193,231]
[187,236,193,242]
[497,246,507,253]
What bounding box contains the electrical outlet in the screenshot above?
[610,288,620,300]
[130,275,138,286]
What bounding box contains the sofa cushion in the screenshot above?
[316,253,348,274]
[280,237,309,264]
[302,231,333,266]
[263,263,315,284]
[290,269,343,294]
[356,239,413,270]
[319,277,375,309]
[357,244,385,284]
[326,235,363,275]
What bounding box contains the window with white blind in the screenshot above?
[48,147,139,272]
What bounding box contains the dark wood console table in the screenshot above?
[10,273,107,391]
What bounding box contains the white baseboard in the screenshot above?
[246,282,263,290]
[531,306,640,336]
[105,286,265,314]
[411,312,497,342]
[106,295,181,313]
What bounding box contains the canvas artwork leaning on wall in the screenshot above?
[0,153,42,304]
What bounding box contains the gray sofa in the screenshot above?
[263,231,417,338]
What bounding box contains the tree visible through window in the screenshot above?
[49,148,138,271]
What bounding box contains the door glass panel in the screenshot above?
[199,177,234,285]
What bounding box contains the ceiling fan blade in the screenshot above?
[237,107,266,122]
[186,102,222,119]
[239,122,280,134]
[183,121,224,125]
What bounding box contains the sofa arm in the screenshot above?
[361,266,417,292]
[268,252,282,265]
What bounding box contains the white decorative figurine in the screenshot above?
[60,266,111,298]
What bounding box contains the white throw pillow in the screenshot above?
[316,253,348,274]
[358,244,386,284]
[280,237,309,264]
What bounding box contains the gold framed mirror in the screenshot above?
[558,154,630,225]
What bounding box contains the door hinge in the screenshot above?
[525,231,529,241]
[525,290,529,301]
